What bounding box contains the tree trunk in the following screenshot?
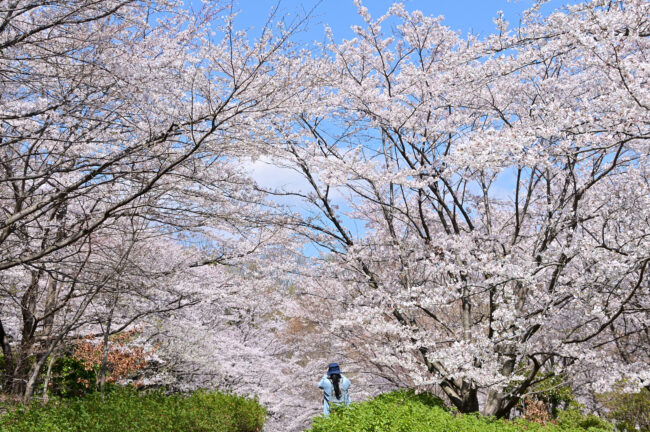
[42,275,59,341]
[23,352,49,401]
[0,318,15,391]
[484,390,508,417]
[23,332,69,402]
[12,269,42,396]
[99,316,112,398]
[458,381,479,413]
[483,351,517,417]
[100,293,118,398]
[42,352,56,403]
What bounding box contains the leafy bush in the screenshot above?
[555,408,615,431]
[597,386,650,432]
[306,390,614,432]
[0,387,265,432]
[45,356,99,398]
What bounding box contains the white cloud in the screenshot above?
[244,157,311,193]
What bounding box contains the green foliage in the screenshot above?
[45,356,98,398]
[0,354,95,397]
[0,387,266,432]
[306,390,614,432]
[597,386,650,432]
[507,370,578,420]
[556,408,615,431]
[530,373,577,409]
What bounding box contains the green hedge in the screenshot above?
[0,388,265,432]
[306,390,614,432]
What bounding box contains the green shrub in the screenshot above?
[556,408,614,431]
[306,390,614,432]
[597,386,650,432]
[44,356,98,398]
[0,387,265,432]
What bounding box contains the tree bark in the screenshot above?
[12,269,42,395]
[0,318,15,390]
[42,351,56,402]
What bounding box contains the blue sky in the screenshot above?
[231,0,573,43]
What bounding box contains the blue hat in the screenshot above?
[327,362,341,376]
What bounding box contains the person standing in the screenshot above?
[318,362,351,415]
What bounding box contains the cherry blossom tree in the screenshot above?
[0,0,302,271]
[264,0,649,417]
[134,239,322,432]
[0,0,305,400]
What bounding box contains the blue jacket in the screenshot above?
[318,374,351,415]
